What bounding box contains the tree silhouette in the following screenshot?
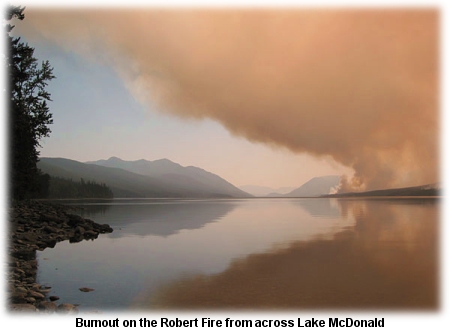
[6,6,55,199]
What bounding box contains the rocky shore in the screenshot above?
[7,200,113,313]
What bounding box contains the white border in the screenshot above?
[1,1,447,334]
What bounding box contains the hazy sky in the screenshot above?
[11,5,439,191]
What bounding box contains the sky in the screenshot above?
[8,4,439,191]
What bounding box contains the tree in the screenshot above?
[6,6,55,199]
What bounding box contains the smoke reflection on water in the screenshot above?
[142,198,438,310]
[37,198,438,311]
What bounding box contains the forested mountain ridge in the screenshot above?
[48,176,113,199]
[38,157,251,198]
[87,156,250,198]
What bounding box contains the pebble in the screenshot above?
[57,303,79,314]
[38,301,57,313]
[29,291,45,299]
[8,200,113,313]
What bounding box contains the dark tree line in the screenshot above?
[6,6,115,200]
[6,6,54,199]
[48,177,114,199]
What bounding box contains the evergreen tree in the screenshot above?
[48,177,114,199]
[6,6,55,199]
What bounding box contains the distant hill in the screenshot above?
[239,185,296,197]
[321,183,441,198]
[88,156,188,177]
[38,157,251,198]
[265,192,284,197]
[284,175,341,197]
[245,176,341,198]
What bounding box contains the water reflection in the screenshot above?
[70,199,238,237]
[291,198,341,218]
[37,199,352,310]
[146,198,438,310]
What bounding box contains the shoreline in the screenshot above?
[7,200,113,313]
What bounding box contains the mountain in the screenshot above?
[239,185,296,197]
[87,156,187,176]
[242,176,340,198]
[265,192,284,197]
[38,157,251,198]
[321,183,441,197]
[87,156,251,198]
[285,175,341,197]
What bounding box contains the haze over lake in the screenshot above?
[36,197,438,311]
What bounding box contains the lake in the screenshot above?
[36,197,439,311]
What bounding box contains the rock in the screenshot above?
[16,286,28,295]
[8,200,113,313]
[31,283,41,290]
[22,233,38,243]
[43,225,60,234]
[11,248,35,261]
[98,223,113,233]
[15,286,28,294]
[57,303,78,314]
[69,235,84,243]
[38,301,58,313]
[42,238,57,248]
[67,214,84,226]
[29,290,45,299]
[9,291,27,304]
[75,226,85,235]
[10,304,39,312]
[37,242,50,249]
[17,218,29,225]
[14,268,26,275]
[41,214,64,224]
[26,297,36,303]
[79,287,95,292]
[84,230,99,238]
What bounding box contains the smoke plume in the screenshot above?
[17,9,439,191]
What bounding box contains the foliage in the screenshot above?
[6,6,55,199]
[48,176,114,199]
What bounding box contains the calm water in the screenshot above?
[36,198,439,311]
